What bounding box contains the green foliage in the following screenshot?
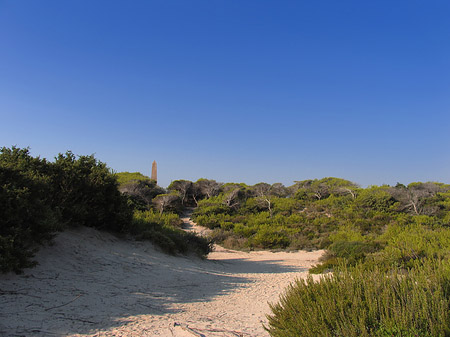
[272,198,303,215]
[371,223,450,269]
[153,192,182,215]
[192,196,232,228]
[292,177,358,201]
[353,186,396,213]
[51,151,132,231]
[194,213,232,229]
[0,147,59,273]
[116,172,166,210]
[263,181,450,337]
[191,177,450,263]
[167,179,193,205]
[115,171,152,187]
[119,178,165,211]
[6,144,450,337]
[266,259,450,337]
[131,209,183,231]
[249,227,290,249]
[131,210,212,257]
[188,176,450,336]
[0,147,139,273]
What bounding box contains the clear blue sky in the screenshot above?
[1,0,449,187]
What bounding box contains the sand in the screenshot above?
[0,216,323,337]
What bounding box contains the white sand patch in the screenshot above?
[0,222,323,336]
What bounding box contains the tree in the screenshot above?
[0,147,57,273]
[120,179,165,209]
[0,147,133,273]
[51,151,132,231]
[194,179,222,199]
[190,183,203,206]
[391,182,443,215]
[251,183,287,217]
[153,193,180,214]
[292,178,358,201]
[291,180,328,200]
[168,180,193,206]
[270,183,288,197]
[354,186,396,213]
[223,188,241,210]
[115,172,151,187]
[337,187,358,199]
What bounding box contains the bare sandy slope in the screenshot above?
[0,218,323,337]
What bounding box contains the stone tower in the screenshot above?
[151,161,157,183]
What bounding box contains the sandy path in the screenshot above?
[0,216,323,337]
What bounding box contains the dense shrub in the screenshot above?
[193,197,231,217]
[187,177,450,336]
[266,260,450,337]
[132,210,212,257]
[51,151,132,231]
[115,171,152,187]
[122,175,450,337]
[1,147,180,273]
[192,179,420,251]
[249,227,290,249]
[194,213,233,229]
[118,174,165,210]
[0,148,59,273]
[370,223,450,269]
[0,167,57,273]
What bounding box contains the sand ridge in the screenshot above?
[0,217,323,336]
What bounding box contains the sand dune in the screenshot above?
[0,220,323,336]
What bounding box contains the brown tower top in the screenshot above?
[151,161,157,183]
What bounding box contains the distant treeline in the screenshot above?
[0,147,210,274]
[164,178,449,262]
[119,174,450,271]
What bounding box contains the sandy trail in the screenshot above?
[0,215,323,337]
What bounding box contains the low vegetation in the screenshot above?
[131,210,211,256]
[266,259,450,337]
[3,146,450,335]
[0,147,210,273]
[166,177,450,336]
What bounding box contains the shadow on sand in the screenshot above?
[0,227,306,336]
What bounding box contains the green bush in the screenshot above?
[193,199,230,217]
[119,178,165,211]
[194,213,232,229]
[0,148,59,273]
[0,147,131,273]
[371,223,450,269]
[138,229,178,254]
[132,210,212,257]
[51,151,132,231]
[249,227,290,249]
[115,171,152,187]
[1,146,214,273]
[266,260,450,337]
[191,178,450,256]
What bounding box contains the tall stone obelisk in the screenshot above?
[151,161,157,183]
